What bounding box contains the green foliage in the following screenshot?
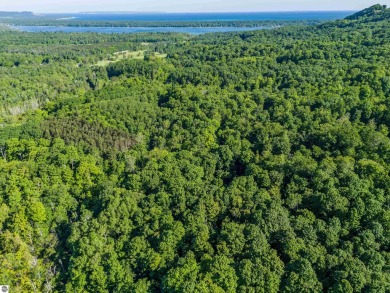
[1,5,390,292]
[345,4,389,21]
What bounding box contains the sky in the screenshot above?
[0,0,389,13]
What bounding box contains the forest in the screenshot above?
[0,4,390,293]
[0,10,325,28]
[2,18,322,28]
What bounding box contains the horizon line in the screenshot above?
[2,10,357,14]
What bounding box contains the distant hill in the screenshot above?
[318,4,390,29]
[345,4,390,21]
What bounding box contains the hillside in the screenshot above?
[345,4,389,20]
[0,5,390,293]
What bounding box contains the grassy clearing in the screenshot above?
[94,50,167,67]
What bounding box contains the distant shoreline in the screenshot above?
[12,25,272,35]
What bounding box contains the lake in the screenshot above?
[41,11,354,22]
[15,11,355,34]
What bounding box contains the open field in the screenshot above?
[94,49,167,66]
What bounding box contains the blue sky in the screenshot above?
[1,0,389,13]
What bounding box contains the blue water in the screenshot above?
[16,11,355,34]
[43,11,354,22]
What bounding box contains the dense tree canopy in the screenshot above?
[0,5,390,292]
